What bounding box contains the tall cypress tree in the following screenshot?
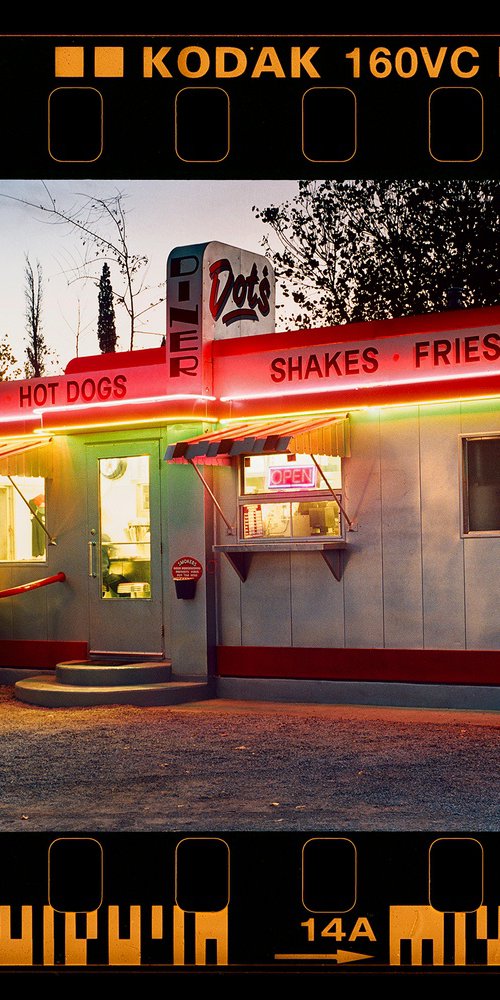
[24,256,49,376]
[97,262,117,353]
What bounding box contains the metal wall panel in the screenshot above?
[11,570,48,639]
[12,567,48,639]
[165,426,209,675]
[460,399,500,436]
[380,407,423,648]
[343,411,384,647]
[241,552,292,647]
[464,537,500,648]
[460,400,500,649]
[290,551,344,647]
[214,464,242,646]
[419,403,465,649]
[160,427,172,654]
[48,436,88,641]
[0,567,14,637]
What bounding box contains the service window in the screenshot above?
[462,436,500,534]
[239,453,343,541]
[0,475,46,561]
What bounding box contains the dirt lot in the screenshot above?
[0,684,499,831]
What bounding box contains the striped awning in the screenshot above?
[0,437,53,477]
[165,416,350,464]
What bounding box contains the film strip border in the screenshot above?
[0,832,499,970]
[1,36,500,176]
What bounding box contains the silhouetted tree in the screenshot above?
[0,334,21,380]
[97,263,117,353]
[24,256,50,377]
[254,180,500,328]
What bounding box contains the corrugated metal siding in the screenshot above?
[420,404,465,650]
[380,406,423,648]
[214,399,500,654]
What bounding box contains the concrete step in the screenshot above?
[55,660,172,687]
[14,674,211,707]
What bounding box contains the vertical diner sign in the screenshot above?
[167,242,275,395]
[167,243,206,395]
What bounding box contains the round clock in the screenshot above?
[100,458,128,480]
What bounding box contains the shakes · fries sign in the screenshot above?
[215,320,500,402]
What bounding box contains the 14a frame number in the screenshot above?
[301,916,376,942]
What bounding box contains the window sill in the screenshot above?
[462,530,500,538]
[213,541,347,582]
[0,561,48,566]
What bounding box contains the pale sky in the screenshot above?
[0,179,299,373]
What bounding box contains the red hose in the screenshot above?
[0,572,66,599]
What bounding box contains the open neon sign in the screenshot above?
[266,465,317,489]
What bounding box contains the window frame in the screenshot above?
[0,474,48,564]
[237,455,345,544]
[460,433,500,538]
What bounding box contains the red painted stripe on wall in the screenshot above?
[216,646,500,686]
[0,640,88,670]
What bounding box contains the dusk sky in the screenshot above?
[0,179,298,372]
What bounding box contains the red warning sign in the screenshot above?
[171,557,203,581]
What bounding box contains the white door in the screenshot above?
[86,440,164,657]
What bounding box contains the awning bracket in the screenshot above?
[213,542,346,583]
[221,550,250,582]
[321,548,343,581]
[309,455,356,531]
[7,475,57,545]
[187,459,235,535]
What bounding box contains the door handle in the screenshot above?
[88,540,97,578]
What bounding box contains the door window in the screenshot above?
[99,455,151,598]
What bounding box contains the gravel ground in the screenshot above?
[0,685,499,831]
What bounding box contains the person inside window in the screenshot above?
[29,493,46,558]
[101,534,127,597]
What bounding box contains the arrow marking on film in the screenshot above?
[274,950,373,964]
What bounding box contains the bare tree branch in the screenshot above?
[0,334,21,381]
[1,185,165,350]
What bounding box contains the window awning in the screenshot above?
[0,437,53,477]
[165,416,350,464]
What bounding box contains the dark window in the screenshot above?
[463,437,500,533]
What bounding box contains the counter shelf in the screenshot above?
[212,540,347,582]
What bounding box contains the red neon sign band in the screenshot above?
[220,365,500,403]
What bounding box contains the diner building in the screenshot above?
[1,241,500,709]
